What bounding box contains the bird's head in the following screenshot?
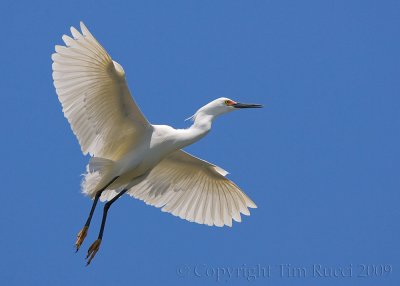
[218,97,263,111]
[188,97,262,122]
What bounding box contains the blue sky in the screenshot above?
[1,0,399,285]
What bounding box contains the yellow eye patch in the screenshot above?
[224,100,236,106]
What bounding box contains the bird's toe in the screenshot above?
[86,239,102,266]
[75,226,88,252]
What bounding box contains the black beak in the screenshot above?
[232,102,263,109]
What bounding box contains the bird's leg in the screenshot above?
[75,176,119,252]
[75,192,100,252]
[86,188,128,265]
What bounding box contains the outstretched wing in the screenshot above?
[52,22,151,160]
[126,150,257,227]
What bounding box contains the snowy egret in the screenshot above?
[52,22,262,265]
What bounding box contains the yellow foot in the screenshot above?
[75,226,88,252]
[86,239,102,266]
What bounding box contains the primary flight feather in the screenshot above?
[52,22,261,265]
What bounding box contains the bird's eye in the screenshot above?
[224,100,231,105]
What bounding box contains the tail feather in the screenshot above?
[81,157,114,198]
[87,157,114,172]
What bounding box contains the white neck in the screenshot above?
[173,111,216,149]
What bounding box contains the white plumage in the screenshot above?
[52,22,260,229]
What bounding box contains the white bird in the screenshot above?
[52,22,262,265]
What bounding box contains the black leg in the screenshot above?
[86,188,128,265]
[75,176,119,252]
[99,189,128,239]
[84,176,120,227]
[84,191,101,227]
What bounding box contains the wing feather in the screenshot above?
[52,22,151,159]
[126,150,257,227]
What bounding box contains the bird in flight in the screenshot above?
[52,22,262,265]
